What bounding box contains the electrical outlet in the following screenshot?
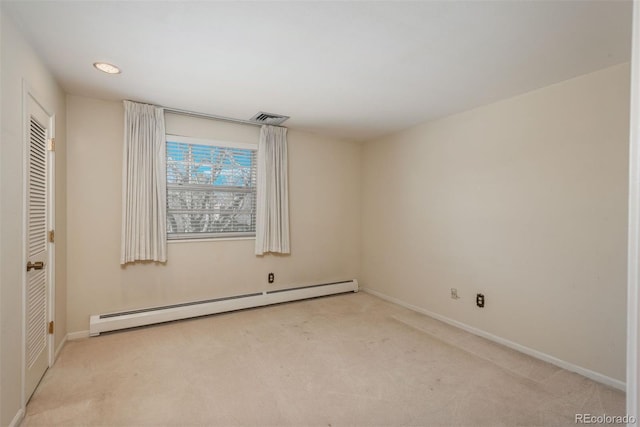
[450,288,459,299]
[268,273,275,284]
[476,293,485,308]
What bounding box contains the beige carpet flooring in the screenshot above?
[23,292,624,426]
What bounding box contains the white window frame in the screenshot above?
[165,134,258,241]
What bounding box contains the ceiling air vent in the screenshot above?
[250,112,289,126]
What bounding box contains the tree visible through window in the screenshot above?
[166,136,257,239]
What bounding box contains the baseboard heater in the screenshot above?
[89,279,358,336]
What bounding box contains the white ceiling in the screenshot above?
[3,1,633,141]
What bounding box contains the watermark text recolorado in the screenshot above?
[575,414,636,424]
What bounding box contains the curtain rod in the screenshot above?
[126,100,264,127]
[163,106,264,127]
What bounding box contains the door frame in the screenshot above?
[21,81,56,407]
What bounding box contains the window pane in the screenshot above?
[167,142,255,187]
[166,140,256,238]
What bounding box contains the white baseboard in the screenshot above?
[67,330,90,340]
[8,408,25,427]
[363,287,625,391]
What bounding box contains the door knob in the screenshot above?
[26,261,44,271]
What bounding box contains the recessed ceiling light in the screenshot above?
[93,62,121,74]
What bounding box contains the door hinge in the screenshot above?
[48,230,55,243]
[48,321,54,334]
[47,138,55,151]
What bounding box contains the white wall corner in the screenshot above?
[54,334,67,361]
[8,408,25,427]
[363,288,625,391]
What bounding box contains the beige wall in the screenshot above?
[66,96,361,333]
[0,11,67,426]
[361,63,630,381]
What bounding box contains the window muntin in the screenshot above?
[166,135,257,239]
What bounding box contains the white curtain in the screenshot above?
[120,101,167,264]
[255,125,290,255]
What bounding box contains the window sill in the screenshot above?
[168,237,256,244]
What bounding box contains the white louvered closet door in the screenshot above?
[25,95,51,401]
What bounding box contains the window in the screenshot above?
[166,135,257,240]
